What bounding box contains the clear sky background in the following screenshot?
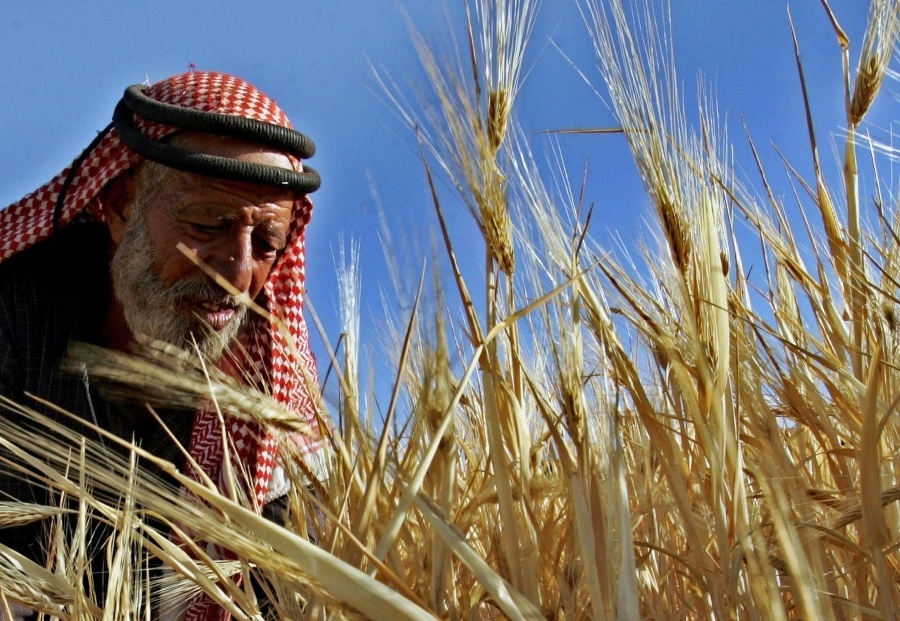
[0,1,887,376]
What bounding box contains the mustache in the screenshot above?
[168,280,243,308]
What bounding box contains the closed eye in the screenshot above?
[189,222,229,235]
[254,233,285,256]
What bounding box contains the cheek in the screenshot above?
[143,220,198,285]
[156,251,204,287]
[249,258,278,300]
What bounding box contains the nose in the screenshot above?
[205,231,253,295]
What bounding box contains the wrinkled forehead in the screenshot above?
[167,132,298,170]
[135,132,303,209]
[157,131,302,189]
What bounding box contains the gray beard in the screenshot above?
[109,211,249,361]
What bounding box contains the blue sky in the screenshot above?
[0,1,884,369]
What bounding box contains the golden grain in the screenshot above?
[0,0,899,618]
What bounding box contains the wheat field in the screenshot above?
[1,0,899,619]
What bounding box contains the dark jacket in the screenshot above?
[0,220,194,562]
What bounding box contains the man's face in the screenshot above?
[110,133,297,360]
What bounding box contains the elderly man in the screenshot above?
[0,71,323,620]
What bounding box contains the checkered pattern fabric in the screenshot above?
[0,71,322,621]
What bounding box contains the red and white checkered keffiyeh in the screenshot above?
[0,71,323,620]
